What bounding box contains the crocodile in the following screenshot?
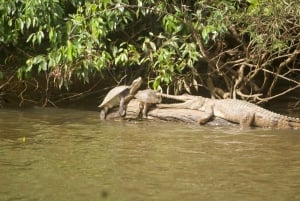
[157,94,300,129]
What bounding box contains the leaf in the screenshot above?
[37,31,44,44]
[153,76,161,90]
[8,19,13,27]
[137,0,142,7]
[149,41,156,51]
[26,33,34,43]
[49,27,54,42]
[38,60,47,73]
[162,14,180,33]
[17,18,24,32]
[157,33,166,39]
[26,17,31,29]
[25,58,33,72]
[17,68,23,80]
[247,0,259,5]
[32,17,37,27]
[67,40,73,61]
[48,57,56,68]
[142,38,148,52]
[202,25,214,42]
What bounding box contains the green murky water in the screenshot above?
[0,108,300,201]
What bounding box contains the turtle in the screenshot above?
[134,89,162,118]
[98,77,142,120]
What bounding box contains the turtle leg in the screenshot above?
[100,107,108,120]
[137,102,144,119]
[142,103,149,118]
[119,96,127,117]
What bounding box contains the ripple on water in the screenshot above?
[0,108,300,201]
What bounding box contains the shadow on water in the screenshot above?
[0,108,300,201]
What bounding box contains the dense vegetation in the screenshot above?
[1,0,300,107]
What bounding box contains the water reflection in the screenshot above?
[0,108,300,201]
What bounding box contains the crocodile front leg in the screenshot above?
[239,112,255,128]
[197,103,214,124]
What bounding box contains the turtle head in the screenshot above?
[129,77,142,95]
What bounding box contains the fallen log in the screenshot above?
[104,99,234,126]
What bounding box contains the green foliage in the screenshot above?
[1,0,206,90]
[239,0,300,52]
[1,0,300,103]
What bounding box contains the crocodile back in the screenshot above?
[213,99,300,128]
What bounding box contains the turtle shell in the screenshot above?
[135,89,162,104]
[98,85,130,108]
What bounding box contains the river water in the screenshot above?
[0,108,300,201]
